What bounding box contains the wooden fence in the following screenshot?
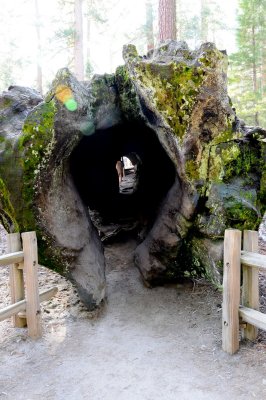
[0,231,58,339]
[222,229,266,354]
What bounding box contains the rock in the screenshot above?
[0,41,265,307]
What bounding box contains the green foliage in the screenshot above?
[225,200,259,230]
[0,129,24,227]
[0,178,19,232]
[222,141,261,182]
[177,0,228,48]
[85,60,94,79]
[236,0,266,61]
[229,0,266,127]
[0,50,26,92]
[52,27,75,47]
[169,236,217,283]
[259,143,266,214]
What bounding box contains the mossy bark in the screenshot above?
[0,41,265,300]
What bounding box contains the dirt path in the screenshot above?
[1,226,266,399]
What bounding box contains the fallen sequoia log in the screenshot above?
[0,41,265,310]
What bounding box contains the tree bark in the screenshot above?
[251,25,258,93]
[158,0,176,42]
[146,1,154,51]
[261,53,266,95]
[74,0,84,81]
[176,0,181,40]
[200,0,208,42]
[85,0,92,79]
[255,111,260,126]
[251,24,259,125]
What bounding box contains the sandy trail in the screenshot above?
[1,227,266,400]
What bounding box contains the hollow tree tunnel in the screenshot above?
[2,43,263,312]
[70,121,176,238]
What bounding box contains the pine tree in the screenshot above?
[158,0,177,42]
[200,0,209,42]
[34,0,43,93]
[53,0,108,80]
[146,1,154,51]
[229,0,266,127]
[0,1,32,91]
[176,0,226,49]
[74,0,85,80]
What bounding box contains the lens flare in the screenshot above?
[80,120,95,136]
[55,85,78,111]
[55,84,72,102]
[65,98,78,111]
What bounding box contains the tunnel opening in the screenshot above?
[118,155,138,195]
[70,121,176,241]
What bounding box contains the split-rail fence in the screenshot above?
[222,229,266,354]
[0,231,57,339]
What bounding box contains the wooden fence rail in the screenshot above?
[0,231,58,339]
[222,229,266,354]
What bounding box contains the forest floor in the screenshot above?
[1,223,266,400]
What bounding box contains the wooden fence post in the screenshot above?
[242,230,259,341]
[222,229,242,354]
[7,233,27,328]
[21,231,42,339]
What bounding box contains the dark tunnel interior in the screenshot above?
[70,121,176,233]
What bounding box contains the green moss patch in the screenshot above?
[0,178,19,232]
[115,65,141,121]
[134,61,205,140]
[18,100,56,230]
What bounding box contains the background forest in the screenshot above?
[0,0,265,128]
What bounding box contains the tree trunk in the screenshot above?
[261,52,266,95]
[85,0,92,79]
[251,25,258,93]
[255,111,260,126]
[1,42,264,307]
[251,24,259,125]
[146,1,154,52]
[158,0,176,42]
[200,0,208,42]
[34,0,43,94]
[74,0,84,81]
[176,0,181,40]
